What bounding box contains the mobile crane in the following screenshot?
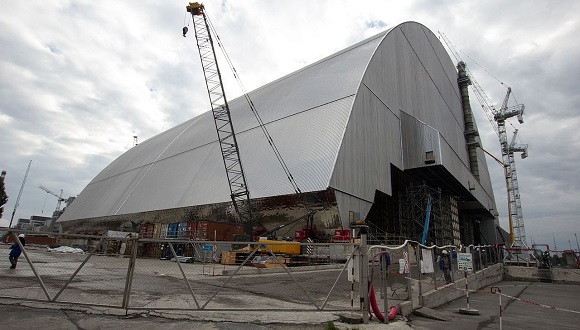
[184,3,314,245]
[185,2,254,239]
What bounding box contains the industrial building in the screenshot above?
[58,22,500,246]
[14,215,52,230]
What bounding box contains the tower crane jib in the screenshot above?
[38,185,66,231]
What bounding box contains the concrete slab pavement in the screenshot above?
[0,300,414,329]
[6,280,579,329]
[409,281,580,330]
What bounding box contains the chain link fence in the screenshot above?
[0,230,504,315]
[367,241,504,301]
[0,231,363,312]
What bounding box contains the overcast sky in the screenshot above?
[1,0,579,251]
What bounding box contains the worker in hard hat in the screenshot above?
[438,249,452,284]
[8,234,26,269]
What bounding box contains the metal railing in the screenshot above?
[0,230,504,317]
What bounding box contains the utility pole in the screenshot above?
[9,160,32,228]
[575,233,579,252]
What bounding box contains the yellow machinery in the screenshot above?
[257,238,301,255]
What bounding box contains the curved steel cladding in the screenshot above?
[59,22,496,230]
[330,22,496,225]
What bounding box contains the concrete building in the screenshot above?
[15,215,52,230]
[59,22,500,245]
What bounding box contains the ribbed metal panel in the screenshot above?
[330,85,401,202]
[329,22,495,225]
[400,110,441,169]
[60,26,389,222]
[226,32,387,134]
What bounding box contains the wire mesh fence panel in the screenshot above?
[0,235,130,308]
[367,243,411,302]
[1,232,506,313]
[50,252,129,307]
[127,239,360,312]
[0,244,54,301]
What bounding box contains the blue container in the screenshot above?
[167,223,179,238]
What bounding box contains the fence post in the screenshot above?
[406,242,411,297]
[360,233,369,323]
[416,243,422,304]
[381,250,389,324]
[122,237,139,311]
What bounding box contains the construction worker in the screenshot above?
[438,249,452,284]
[9,234,25,269]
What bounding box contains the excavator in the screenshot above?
[184,2,316,258]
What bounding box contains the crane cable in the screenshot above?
[439,31,521,131]
[204,10,302,195]
[462,51,520,105]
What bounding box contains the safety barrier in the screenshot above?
[0,230,361,313]
[367,240,503,300]
[7,229,573,325]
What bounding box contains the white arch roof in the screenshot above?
[60,22,495,223]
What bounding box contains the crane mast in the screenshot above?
[186,2,254,237]
[439,32,529,247]
[9,160,32,228]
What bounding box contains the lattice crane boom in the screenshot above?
[185,2,254,237]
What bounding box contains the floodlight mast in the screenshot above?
[185,2,254,238]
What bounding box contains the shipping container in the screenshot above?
[139,224,148,237]
[139,223,154,238]
[160,223,169,238]
[178,221,188,238]
[186,221,196,239]
[153,223,162,238]
[167,223,179,238]
[186,220,242,241]
[208,221,243,241]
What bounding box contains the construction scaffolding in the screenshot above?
[399,184,457,246]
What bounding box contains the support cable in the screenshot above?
[204,10,301,195]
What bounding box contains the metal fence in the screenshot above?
[367,241,504,303]
[0,230,504,315]
[0,231,363,313]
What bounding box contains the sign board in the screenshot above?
[203,245,214,251]
[106,230,132,238]
[457,252,473,271]
[348,254,360,282]
[421,249,434,273]
[398,259,406,274]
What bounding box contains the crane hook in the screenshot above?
[182,26,188,37]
